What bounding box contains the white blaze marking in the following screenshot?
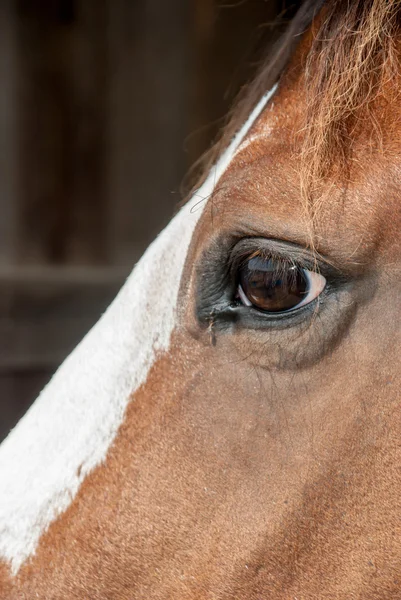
[232,128,274,160]
[0,85,277,575]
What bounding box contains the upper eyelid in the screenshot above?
[228,238,331,274]
[235,251,312,271]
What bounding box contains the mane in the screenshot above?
[302,0,401,209]
[193,0,401,213]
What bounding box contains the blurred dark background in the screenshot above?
[0,0,301,441]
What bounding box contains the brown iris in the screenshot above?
[238,255,309,313]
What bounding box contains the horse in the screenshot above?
[1,0,401,597]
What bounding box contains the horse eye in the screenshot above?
[237,256,326,313]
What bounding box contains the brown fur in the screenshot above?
[199,0,401,213]
[301,0,401,208]
[2,1,401,598]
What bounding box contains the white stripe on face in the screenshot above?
[0,85,277,575]
[232,127,275,160]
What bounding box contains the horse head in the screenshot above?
[1,1,400,597]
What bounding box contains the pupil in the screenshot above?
[239,256,308,312]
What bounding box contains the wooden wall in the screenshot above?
[0,0,296,441]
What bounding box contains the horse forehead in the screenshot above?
[216,88,401,263]
[231,88,294,165]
